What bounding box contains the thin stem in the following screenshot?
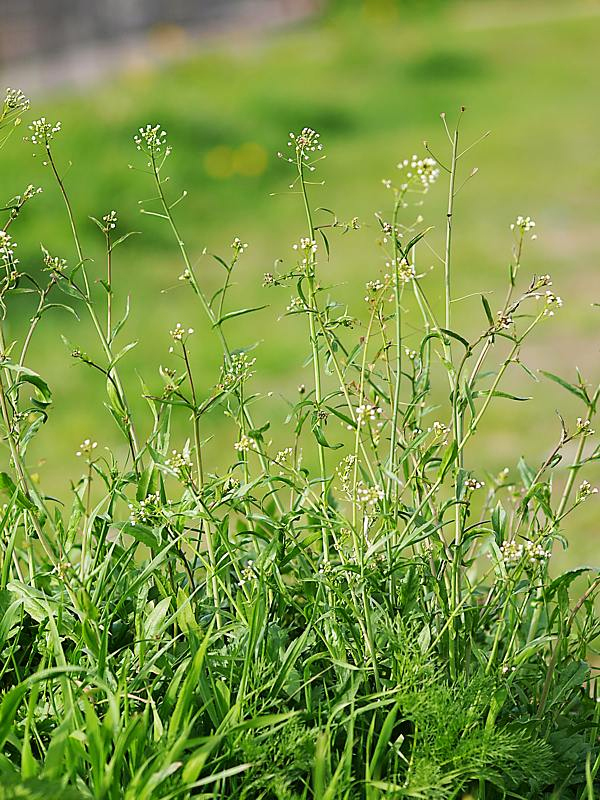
[444,119,460,332]
[298,156,329,563]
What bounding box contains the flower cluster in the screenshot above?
[464,477,484,491]
[499,539,551,569]
[0,230,16,267]
[576,480,598,502]
[510,215,536,235]
[540,290,563,317]
[530,274,552,290]
[75,439,97,458]
[128,492,165,527]
[273,447,293,466]
[364,277,387,303]
[387,258,416,284]
[397,154,440,189]
[495,311,513,330]
[170,323,194,342]
[380,220,399,245]
[286,296,307,313]
[356,481,385,508]
[4,87,29,112]
[166,449,192,480]
[42,247,67,273]
[102,210,118,233]
[238,560,257,588]
[6,185,43,223]
[218,352,256,390]
[26,118,61,146]
[134,124,170,156]
[231,236,248,257]
[23,184,42,200]
[337,454,356,496]
[429,421,450,444]
[293,237,318,268]
[576,417,594,436]
[234,434,254,453]
[293,237,318,254]
[404,347,418,361]
[356,402,384,428]
[287,128,323,161]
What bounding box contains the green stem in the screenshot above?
[298,157,329,562]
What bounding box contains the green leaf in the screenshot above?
[213,305,268,327]
[473,389,531,402]
[439,328,472,352]
[1,363,52,404]
[168,622,214,740]
[539,370,587,403]
[109,340,138,369]
[144,597,171,639]
[481,294,494,326]
[0,473,35,511]
[313,424,343,450]
[437,440,458,481]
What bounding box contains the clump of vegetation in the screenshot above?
[0,89,598,799]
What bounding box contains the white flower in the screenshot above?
[273,447,293,465]
[397,154,440,189]
[293,237,318,254]
[218,352,256,390]
[576,417,594,436]
[356,481,384,508]
[4,87,29,112]
[386,258,415,284]
[231,236,248,254]
[465,477,484,491]
[0,230,17,266]
[129,491,164,526]
[42,247,67,273]
[134,123,171,157]
[76,439,97,458]
[429,421,450,443]
[286,296,305,313]
[238,560,257,587]
[287,127,322,160]
[336,454,356,496]
[234,434,253,453]
[576,480,598,502]
[510,215,536,233]
[102,210,118,231]
[22,184,43,201]
[498,539,550,569]
[356,402,384,428]
[541,290,563,316]
[166,449,192,480]
[26,118,62,146]
[170,322,194,342]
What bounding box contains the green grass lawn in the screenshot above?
[2,0,600,566]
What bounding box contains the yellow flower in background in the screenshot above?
[204,141,267,179]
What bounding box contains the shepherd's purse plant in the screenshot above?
[0,90,599,799]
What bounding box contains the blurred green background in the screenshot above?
[1,0,599,568]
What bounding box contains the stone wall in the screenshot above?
[0,0,262,63]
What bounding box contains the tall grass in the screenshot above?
[0,89,598,799]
